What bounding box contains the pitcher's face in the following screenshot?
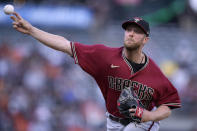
[124,24,148,50]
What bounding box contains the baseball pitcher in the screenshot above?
[10,12,181,131]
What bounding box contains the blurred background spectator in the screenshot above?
[0,0,197,131]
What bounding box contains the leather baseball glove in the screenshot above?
[117,87,144,123]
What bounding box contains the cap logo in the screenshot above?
[134,17,142,23]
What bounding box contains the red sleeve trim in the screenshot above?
[70,42,79,64]
[161,103,181,109]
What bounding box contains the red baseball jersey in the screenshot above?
[71,42,181,118]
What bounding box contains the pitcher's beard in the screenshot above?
[124,42,140,51]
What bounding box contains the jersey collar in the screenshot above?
[121,48,149,75]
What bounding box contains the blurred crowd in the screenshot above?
[160,38,197,116]
[0,40,106,131]
[2,0,197,29]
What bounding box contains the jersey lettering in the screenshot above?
[108,76,115,89]
[138,84,146,100]
[108,76,154,102]
[123,79,130,88]
[146,87,154,100]
[115,77,123,91]
[131,81,139,95]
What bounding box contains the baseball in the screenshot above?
[3,4,14,15]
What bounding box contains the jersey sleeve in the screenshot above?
[155,77,181,109]
[70,42,107,77]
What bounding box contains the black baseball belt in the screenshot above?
[109,114,133,126]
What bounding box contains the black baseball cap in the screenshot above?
[122,17,150,37]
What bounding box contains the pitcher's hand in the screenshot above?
[10,12,33,34]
